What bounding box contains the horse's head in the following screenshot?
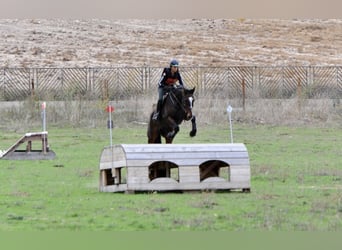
[183,87,195,121]
[163,85,195,121]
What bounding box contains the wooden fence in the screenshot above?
[0,66,341,100]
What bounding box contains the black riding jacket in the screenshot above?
[158,68,184,87]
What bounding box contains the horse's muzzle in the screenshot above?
[185,113,193,121]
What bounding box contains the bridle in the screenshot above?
[168,88,193,116]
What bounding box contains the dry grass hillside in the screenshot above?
[0,19,341,129]
[1,19,342,68]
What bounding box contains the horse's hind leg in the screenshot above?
[147,115,162,143]
[148,124,162,144]
[148,133,161,143]
[155,133,161,143]
[148,129,161,143]
[165,137,173,144]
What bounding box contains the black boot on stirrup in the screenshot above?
[152,100,162,120]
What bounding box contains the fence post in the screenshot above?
[102,78,109,102]
[242,77,246,112]
[29,68,34,99]
[337,66,342,93]
[254,66,259,98]
[297,77,302,111]
[31,78,35,98]
[0,68,3,100]
[87,67,92,94]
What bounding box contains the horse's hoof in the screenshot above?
[166,132,174,138]
[189,130,197,137]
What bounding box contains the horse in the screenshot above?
[147,85,197,144]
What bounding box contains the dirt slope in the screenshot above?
[1,19,342,68]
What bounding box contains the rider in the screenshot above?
[152,59,184,120]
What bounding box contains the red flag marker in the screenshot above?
[106,105,114,112]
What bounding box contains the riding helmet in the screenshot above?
[170,59,179,67]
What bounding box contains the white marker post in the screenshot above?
[41,102,47,154]
[106,103,115,173]
[227,105,233,143]
[41,102,46,132]
[106,103,114,148]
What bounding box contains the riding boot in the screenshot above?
[152,100,162,120]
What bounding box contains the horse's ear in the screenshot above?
[184,86,195,95]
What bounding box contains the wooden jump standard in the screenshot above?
[0,132,55,160]
[99,143,251,193]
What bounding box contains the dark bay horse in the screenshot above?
[147,86,197,143]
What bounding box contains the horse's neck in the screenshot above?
[171,89,184,102]
[163,89,184,113]
[161,90,188,124]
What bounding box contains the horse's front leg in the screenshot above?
[189,115,197,137]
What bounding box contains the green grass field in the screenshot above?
[0,123,341,231]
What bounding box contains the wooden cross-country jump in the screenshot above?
[0,132,55,160]
[99,143,250,193]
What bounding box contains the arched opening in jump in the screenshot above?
[148,161,179,182]
[199,160,230,182]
